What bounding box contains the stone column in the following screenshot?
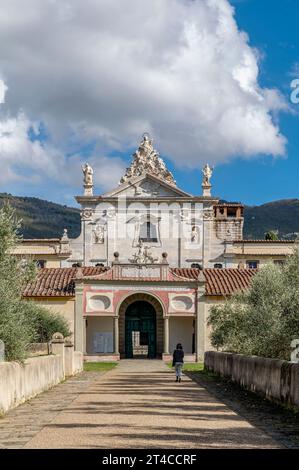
[196,274,206,362]
[163,316,170,355]
[202,204,214,268]
[64,339,75,377]
[113,316,119,355]
[83,316,87,355]
[51,332,65,378]
[74,282,84,352]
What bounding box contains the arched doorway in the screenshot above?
[125,301,156,358]
[118,293,164,359]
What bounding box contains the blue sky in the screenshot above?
[0,0,298,207]
[175,0,299,204]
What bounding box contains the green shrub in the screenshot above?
[208,247,299,360]
[0,203,71,361]
[24,302,71,343]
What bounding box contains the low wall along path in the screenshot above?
[0,334,83,415]
[204,351,299,409]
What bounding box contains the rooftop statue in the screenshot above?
[82,162,94,195]
[82,162,93,186]
[130,240,158,264]
[119,133,176,186]
[202,163,213,186]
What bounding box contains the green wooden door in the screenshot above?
[125,301,156,359]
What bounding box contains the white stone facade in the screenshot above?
[64,136,244,269]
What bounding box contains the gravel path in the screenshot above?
[188,370,299,449]
[0,371,101,449]
[6,360,280,449]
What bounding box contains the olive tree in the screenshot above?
[208,248,299,360]
[0,204,70,361]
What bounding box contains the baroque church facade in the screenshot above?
[21,135,294,362]
[66,134,243,270]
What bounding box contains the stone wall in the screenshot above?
[204,351,299,408]
[74,351,83,374]
[0,337,83,415]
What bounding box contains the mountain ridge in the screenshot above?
[0,193,81,239]
[0,192,298,240]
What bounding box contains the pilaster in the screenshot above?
[74,282,84,352]
[196,274,206,362]
[113,316,119,355]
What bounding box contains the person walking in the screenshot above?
[172,343,184,382]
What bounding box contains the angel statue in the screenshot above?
[202,163,213,186]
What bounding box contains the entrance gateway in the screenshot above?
[125,301,156,358]
[118,292,165,360]
[80,264,201,361]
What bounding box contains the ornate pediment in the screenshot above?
[102,173,191,198]
[119,133,176,186]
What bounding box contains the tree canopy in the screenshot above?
[208,247,299,360]
[0,204,70,361]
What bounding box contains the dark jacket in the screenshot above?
[172,348,184,366]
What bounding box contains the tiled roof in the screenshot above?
[226,248,293,256]
[233,239,295,244]
[23,266,257,297]
[171,268,202,280]
[23,266,109,297]
[216,203,244,207]
[203,268,257,296]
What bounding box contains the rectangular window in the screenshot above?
[36,260,46,269]
[274,260,285,267]
[227,208,237,218]
[246,260,259,269]
[139,220,158,243]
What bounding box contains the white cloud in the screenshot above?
[0,105,126,192]
[0,79,7,104]
[0,0,287,194]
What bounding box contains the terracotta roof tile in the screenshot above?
[23,266,108,297]
[171,268,200,280]
[233,239,295,244]
[23,266,257,297]
[204,268,257,296]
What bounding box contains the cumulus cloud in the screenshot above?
[0,0,287,195]
[0,79,7,104]
[0,102,125,191]
[0,79,125,191]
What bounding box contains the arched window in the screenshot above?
[139,221,158,243]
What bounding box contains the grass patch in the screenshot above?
[167,362,204,372]
[183,363,204,372]
[83,362,118,372]
[187,368,222,381]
